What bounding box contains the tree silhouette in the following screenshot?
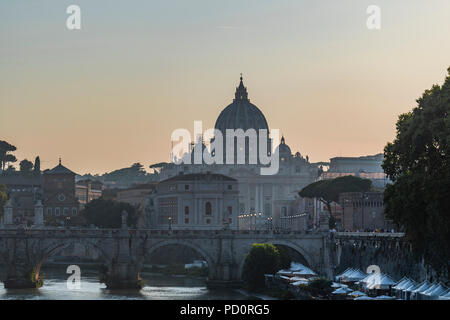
[383,67,450,275]
[299,175,372,221]
[0,140,17,171]
[19,159,33,175]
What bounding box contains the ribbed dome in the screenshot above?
[278,136,292,156]
[214,76,269,133]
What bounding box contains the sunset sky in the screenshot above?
[1,0,450,174]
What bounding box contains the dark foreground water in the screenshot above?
[0,267,250,300]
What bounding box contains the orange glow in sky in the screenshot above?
[1,1,450,174]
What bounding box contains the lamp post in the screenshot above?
[168,216,173,231]
[361,193,369,231]
[267,217,273,231]
[257,212,262,230]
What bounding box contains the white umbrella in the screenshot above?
[349,290,367,297]
[332,287,351,295]
[421,283,438,295]
[343,286,353,292]
[292,268,317,276]
[289,276,308,282]
[393,277,411,290]
[412,281,431,293]
[291,280,309,286]
[441,289,450,298]
[336,268,355,280]
[346,269,367,281]
[331,282,347,288]
[425,283,447,297]
[354,296,374,300]
[375,295,395,300]
[366,274,396,290]
[277,269,293,276]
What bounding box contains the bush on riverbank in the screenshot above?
[242,243,281,291]
[304,278,333,298]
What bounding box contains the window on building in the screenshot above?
[264,203,271,216]
[206,218,211,224]
[227,206,232,216]
[227,185,232,190]
[185,184,190,191]
[205,202,212,216]
[72,208,77,216]
[185,206,189,215]
[157,197,178,225]
[55,208,60,216]
[185,218,189,224]
[46,208,52,216]
[63,207,69,216]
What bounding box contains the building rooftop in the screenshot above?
[44,160,76,175]
[330,153,383,161]
[161,172,237,183]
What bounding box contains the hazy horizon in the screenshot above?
[2,0,450,175]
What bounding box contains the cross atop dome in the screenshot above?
[234,73,249,101]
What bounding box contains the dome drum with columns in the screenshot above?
[212,75,271,165]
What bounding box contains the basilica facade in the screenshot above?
[148,77,320,230]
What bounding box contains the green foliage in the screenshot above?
[242,243,281,291]
[305,278,333,298]
[0,140,17,171]
[275,245,292,269]
[383,67,450,274]
[80,198,138,228]
[19,159,33,174]
[300,176,372,203]
[34,156,41,174]
[29,267,44,288]
[299,176,372,224]
[102,163,148,183]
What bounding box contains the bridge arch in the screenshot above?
[34,239,111,282]
[143,239,217,279]
[237,240,315,279]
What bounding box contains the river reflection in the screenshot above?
[0,267,250,300]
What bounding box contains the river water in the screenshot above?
[0,267,250,300]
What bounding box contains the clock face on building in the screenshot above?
[58,194,66,202]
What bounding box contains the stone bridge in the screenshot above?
[0,222,335,289]
[0,220,408,290]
